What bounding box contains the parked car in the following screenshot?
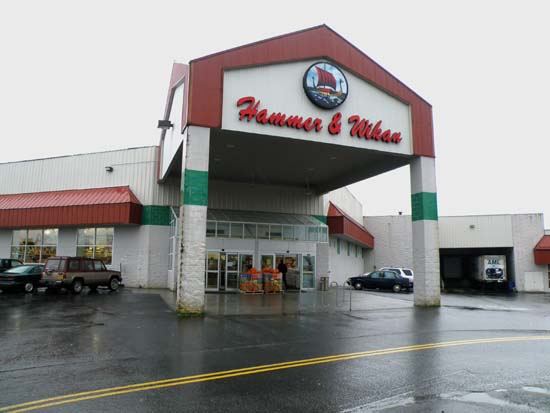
[0,258,23,273]
[0,264,44,293]
[347,270,413,293]
[42,256,122,294]
[379,267,414,282]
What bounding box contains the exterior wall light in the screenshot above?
[469,224,475,229]
[105,166,114,172]
[157,120,173,130]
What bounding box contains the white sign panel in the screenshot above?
[222,60,412,155]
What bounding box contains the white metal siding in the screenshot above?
[439,215,514,248]
[208,180,325,216]
[363,215,414,272]
[0,146,180,206]
[326,187,364,223]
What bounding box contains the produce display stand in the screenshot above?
[262,269,283,294]
[239,268,264,293]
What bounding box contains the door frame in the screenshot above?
[205,250,254,292]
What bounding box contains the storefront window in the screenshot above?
[10,229,58,263]
[283,226,294,241]
[307,227,318,242]
[216,222,229,238]
[319,227,328,243]
[269,225,282,240]
[205,221,327,243]
[206,221,216,237]
[244,224,256,239]
[230,223,243,239]
[77,227,113,265]
[294,226,306,241]
[257,224,269,239]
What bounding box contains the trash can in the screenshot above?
[319,276,329,291]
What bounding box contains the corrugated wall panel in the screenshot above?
[208,180,324,216]
[0,147,180,207]
[439,215,514,248]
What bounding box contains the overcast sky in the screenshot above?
[1,0,549,227]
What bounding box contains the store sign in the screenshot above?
[303,62,348,109]
[236,96,402,143]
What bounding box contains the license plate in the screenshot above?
[57,274,64,280]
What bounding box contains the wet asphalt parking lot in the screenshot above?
[1,287,550,412]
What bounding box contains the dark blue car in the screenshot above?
[347,270,413,293]
[0,264,44,293]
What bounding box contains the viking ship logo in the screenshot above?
[303,61,348,109]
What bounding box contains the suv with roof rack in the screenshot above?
[42,256,122,294]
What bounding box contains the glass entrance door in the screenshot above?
[206,251,249,292]
[206,252,220,291]
[302,254,316,289]
[225,253,239,291]
[275,254,301,291]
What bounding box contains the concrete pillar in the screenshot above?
[410,156,441,306]
[177,126,210,315]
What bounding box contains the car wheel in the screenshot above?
[392,284,402,293]
[354,282,363,290]
[108,277,120,292]
[72,279,84,294]
[23,282,35,294]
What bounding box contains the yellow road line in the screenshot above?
[2,335,550,413]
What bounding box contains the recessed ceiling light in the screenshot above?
[214,157,221,162]
[306,167,315,172]
[226,144,236,149]
[329,156,337,160]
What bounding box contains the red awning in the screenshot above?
[327,202,374,248]
[0,186,142,228]
[534,235,550,265]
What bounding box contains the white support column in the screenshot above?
[410,156,441,306]
[177,126,210,315]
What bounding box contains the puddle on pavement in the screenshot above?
[522,386,550,396]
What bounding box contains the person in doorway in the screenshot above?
[277,259,288,290]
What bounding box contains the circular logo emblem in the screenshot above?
[303,61,348,109]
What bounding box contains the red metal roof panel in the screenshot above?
[0,186,142,228]
[327,202,374,248]
[0,186,141,209]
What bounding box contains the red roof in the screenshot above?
[327,202,374,248]
[0,186,142,228]
[187,25,434,157]
[534,235,550,265]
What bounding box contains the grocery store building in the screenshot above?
[0,26,547,312]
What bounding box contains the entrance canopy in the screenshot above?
[0,186,142,228]
[209,129,410,194]
[159,25,434,185]
[534,235,550,265]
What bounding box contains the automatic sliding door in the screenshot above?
[206,252,220,290]
[226,253,239,290]
[302,255,316,289]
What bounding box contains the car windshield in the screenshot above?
[5,265,35,274]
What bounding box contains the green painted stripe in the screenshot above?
[182,169,208,206]
[142,205,171,226]
[313,215,327,224]
[411,192,438,221]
